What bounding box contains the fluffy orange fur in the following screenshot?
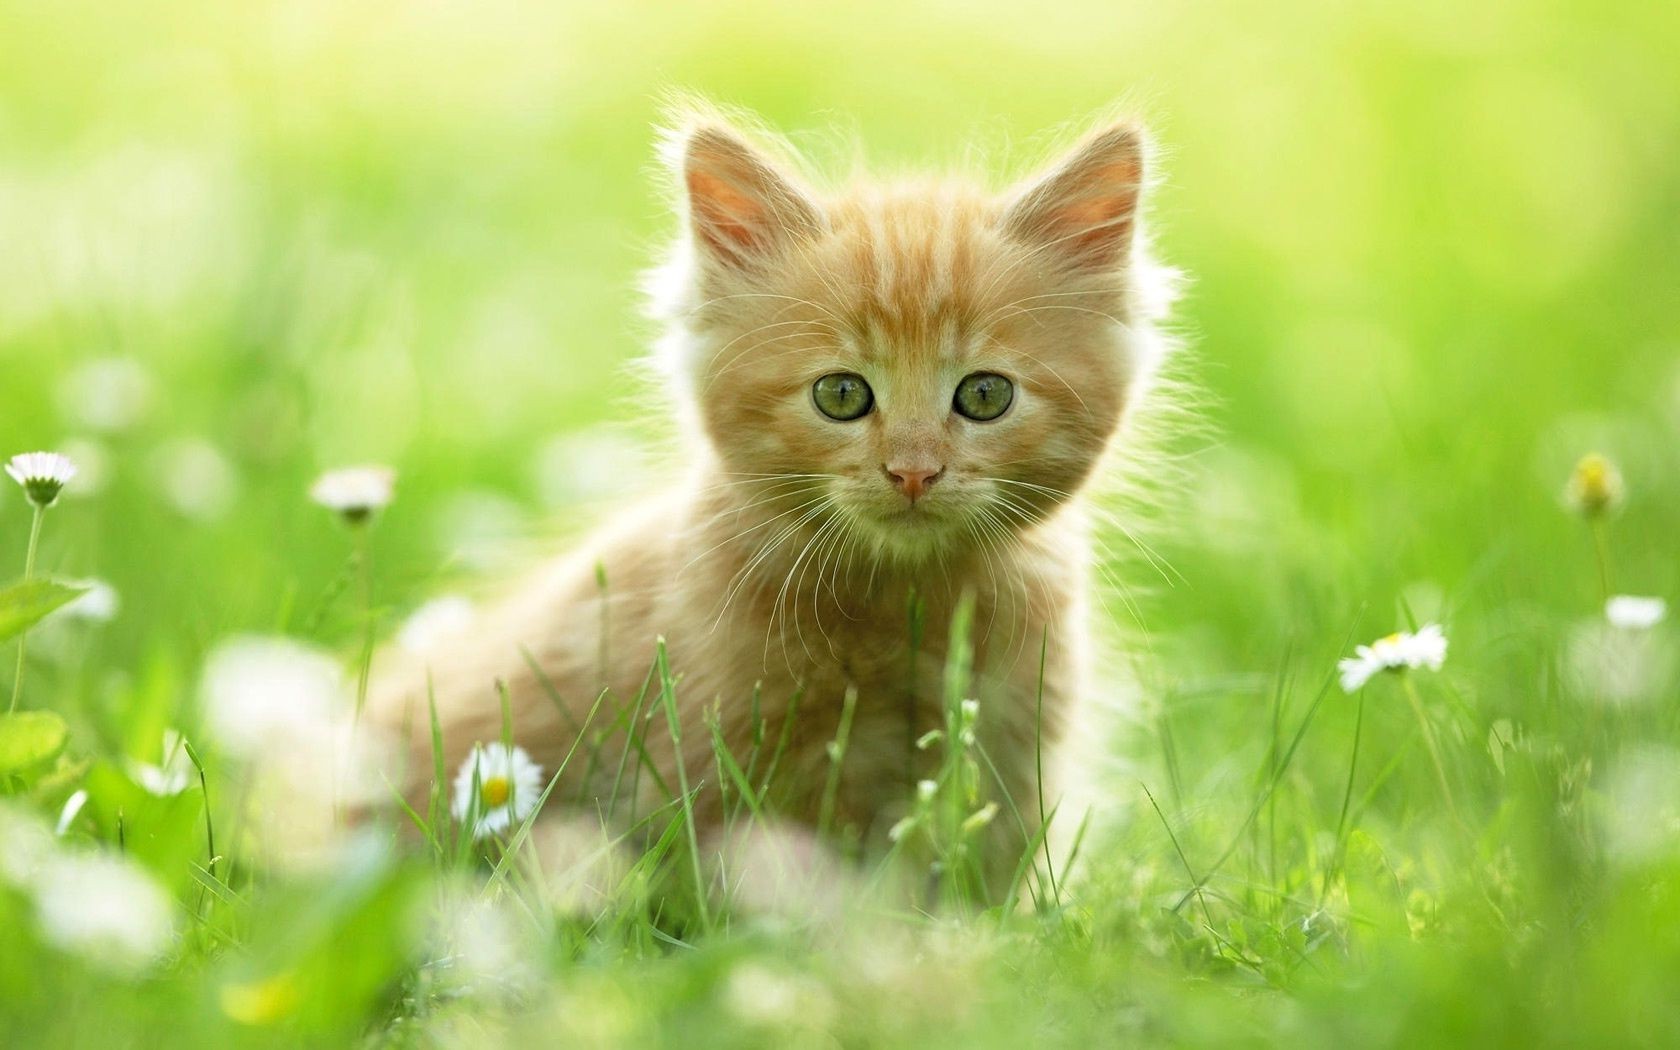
[366,105,1174,894]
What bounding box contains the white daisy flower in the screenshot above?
[1607,595,1667,631]
[6,451,78,507]
[1338,623,1448,693]
[397,594,477,655]
[310,465,395,523]
[129,729,195,797]
[31,850,175,973]
[451,742,544,840]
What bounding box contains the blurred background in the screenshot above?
[3,1,1680,1042]
[2,0,1677,669]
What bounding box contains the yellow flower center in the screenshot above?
[1380,632,1403,645]
[220,971,299,1026]
[481,775,511,809]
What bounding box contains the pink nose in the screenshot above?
[886,464,944,502]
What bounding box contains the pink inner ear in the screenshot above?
[1008,130,1146,270]
[687,168,772,259]
[1057,186,1140,260]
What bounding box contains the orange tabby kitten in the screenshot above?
[367,104,1174,894]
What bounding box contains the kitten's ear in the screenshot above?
[679,123,824,271]
[1002,122,1147,271]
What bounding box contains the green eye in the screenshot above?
[953,372,1014,421]
[812,372,874,421]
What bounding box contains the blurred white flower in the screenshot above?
[311,465,395,523]
[1338,624,1448,693]
[429,888,538,995]
[151,438,238,521]
[433,489,530,571]
[6,451,77,507]
[54,790,88,836]
[51,578,120,624]
[200,636,393,871]
[200,636,346,756]
[452,742,544,840]
[57,438,110,499]
[533,429,650,508]
[1568,619,1675,705]
[129,729,195,797]
[1601,746,1680,866]
[32,851,174,973]
[57,357,154,433]
[397,595,477,656]
[724,962,836,1031]
[1607,595,1667,631]
[0,804,57,886]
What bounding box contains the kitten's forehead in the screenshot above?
[813,184,1016,354]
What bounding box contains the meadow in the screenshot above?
[3,1,1680,1046]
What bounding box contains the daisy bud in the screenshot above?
[6,451,77,508]
[916,779,938,803]
[1565,453,1623,518]
[961,802,999,835]
[309,465,395,525]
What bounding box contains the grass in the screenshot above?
[3,0,1680,1046]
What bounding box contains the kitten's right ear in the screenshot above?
[678,124,824,271]
[1002,121,1147,272]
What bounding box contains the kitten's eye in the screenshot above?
[812,372,874,421]
[953,372,1014,421]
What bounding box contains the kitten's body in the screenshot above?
[368,107,1172,892]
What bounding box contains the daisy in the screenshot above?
[451,742,545,840]
[1338,624,1448,693]
[6,451,77,508]
[309,465,395,523]
[1607,595,1667,631]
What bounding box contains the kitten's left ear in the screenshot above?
[1002,122,1147,271]
[679,123,825,272]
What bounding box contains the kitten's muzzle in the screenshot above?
[884,462,944,503]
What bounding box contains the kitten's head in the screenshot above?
[650,108,1172,564]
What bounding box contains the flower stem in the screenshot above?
[1326,690,1365,893]
[9,504,46,714]
[1400,673,1464,833]
[1590,519,1613,602]
[352,525,374,721]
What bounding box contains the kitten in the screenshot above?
[367,104,1174,897]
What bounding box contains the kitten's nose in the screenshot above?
[885,463,944,502]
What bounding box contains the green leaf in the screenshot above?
[0,579,88,643]
[0,710,69,775]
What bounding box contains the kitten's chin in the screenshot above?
[846,504,970,563]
